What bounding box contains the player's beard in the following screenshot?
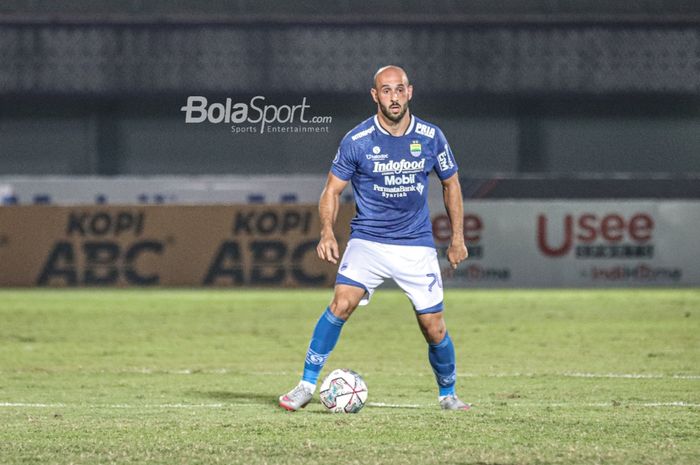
[379,101,409,123]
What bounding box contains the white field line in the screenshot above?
[366,402,422,409]
[559,372,700,380]
[456,372,700,380]
[2,401,699,409]
[118,369,700,380]
[0,402,225,409]
[509,402,700,408]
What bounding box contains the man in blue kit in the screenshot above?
[279,65,470,411]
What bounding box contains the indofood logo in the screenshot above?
[180,96,333,134]
[373,159,426,174]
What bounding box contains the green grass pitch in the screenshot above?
[1,289,699,465]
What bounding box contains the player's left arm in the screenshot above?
[441,173,468,269]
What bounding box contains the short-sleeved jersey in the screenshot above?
[331,114,458,247]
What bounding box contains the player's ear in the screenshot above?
[370,87,378,103]
[407,84,413,101]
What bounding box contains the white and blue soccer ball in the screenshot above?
[319,368,368,413]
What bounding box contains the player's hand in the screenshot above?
[446,241,468,269]
[317,232,340,264]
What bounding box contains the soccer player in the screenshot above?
[279,66,470,411]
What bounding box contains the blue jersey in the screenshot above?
[331,114,458,247]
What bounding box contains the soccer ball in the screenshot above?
[319,368,368,413]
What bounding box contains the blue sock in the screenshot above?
[428,332,457,397]
[302,307,345,385]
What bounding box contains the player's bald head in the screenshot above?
[373,65,410,89]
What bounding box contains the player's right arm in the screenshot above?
[317,173,348,264]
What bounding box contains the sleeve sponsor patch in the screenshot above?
[437,144,455,172]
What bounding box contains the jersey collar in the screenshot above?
[373,114,415,137]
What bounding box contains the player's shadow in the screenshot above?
[188,390,278,407]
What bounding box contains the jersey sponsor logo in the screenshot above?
[332,149,340,164]
[373,159,425,175]
[366,153,389,161]
[437,146,454,172]
[372,146,381,154]
[372,184,417,198]
[351,126,375,141]
[410,142,422,157]
[415,122,435,138]
[416,182,425,195]
[384,173,416,186]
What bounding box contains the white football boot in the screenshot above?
[279,383,313,411]
[439,394,472,411]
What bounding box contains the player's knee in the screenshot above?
[427,323,446,344]
[329,297,357,320]
[418,313,446,344]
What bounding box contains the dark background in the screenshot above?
[1,1,700,183]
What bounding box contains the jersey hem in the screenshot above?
[350,232,435,248]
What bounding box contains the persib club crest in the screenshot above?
[410,141,422,157]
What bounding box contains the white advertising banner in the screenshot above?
[428,200,700,287]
